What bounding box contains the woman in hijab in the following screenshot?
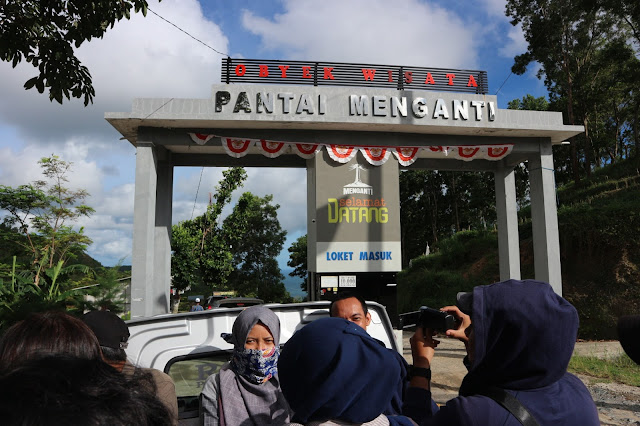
[278,317,417,426]
[200,305,291,426]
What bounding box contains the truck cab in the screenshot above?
[126,301,399,425]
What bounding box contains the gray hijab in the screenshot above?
[218,306,291,426]
[229,305,281,349]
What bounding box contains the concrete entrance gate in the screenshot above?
[107,81,583,318]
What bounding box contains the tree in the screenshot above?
[0,156,132,328]
[287,235,308,292]
[507,94,549,112]
[399,169,500,265]
[506,0,638,182]
[171,167,247,294]
[600,0,640,46]
[223,193,290,303]
[85,264,129,313]
[0,0,158,105]
[0,155,94,286]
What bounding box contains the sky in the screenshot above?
[0,0,547,294]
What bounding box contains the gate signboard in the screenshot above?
[308,150,401,273]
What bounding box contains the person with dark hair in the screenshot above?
[617,315,640,365]
[82,310,179,425]
[329,291,424,417]
[0,311,102,371]
[329,292,371,330]
[0,354,172,426]
[279,317,418,425]
[200,305,291,426]
[405,279,599,425]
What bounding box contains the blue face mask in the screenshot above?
[231,346,280,384]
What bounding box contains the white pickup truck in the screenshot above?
[126,301,400,425]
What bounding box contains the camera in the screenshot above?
[398,306,456,331]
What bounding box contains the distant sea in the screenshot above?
[283,273,306,299]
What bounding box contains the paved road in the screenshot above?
[401,332,640,424]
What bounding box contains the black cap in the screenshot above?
[456,292,473,316]
[82,311,130,350]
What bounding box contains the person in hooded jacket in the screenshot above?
[199,305,291,426]
[279,316,421,426]
[404,279,599,426]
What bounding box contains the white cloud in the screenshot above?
[85,227,134,266]
[0,0,229,266]
[242,0,482,69]
[482,0,507,18]
[244,167,307,236]
[0,0,228,145]
[498,23,527,58]
[0,0,543,271]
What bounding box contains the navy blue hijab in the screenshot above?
[459,279,579,396]
[278,317,405,423]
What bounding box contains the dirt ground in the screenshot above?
[401,332,640,425]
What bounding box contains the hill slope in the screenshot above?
[398,159,640,339]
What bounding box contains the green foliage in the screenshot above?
[0,155,128,330]
[171,169,291,303]
[85,263,129,313]
[569,353,640,387]
[506,0,640,184]
[397,230,500,314]
[0,256,88,331]
[171,167,247,292]
[0,0,158,105]
[287,235,308,292]
[0,155,94,287]
[223,193,290,303]
[507,94,549,111]
[399,170,511,267]
[400,160,640,339]
[555,161,640,339]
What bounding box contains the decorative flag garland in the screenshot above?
[222,138,252,158]
[362,147,391,166]
[188,133,513,166]
[293,143,322,159]
[393,147,420,166]
[256,140,286,158]
[327,145,357,163]
[189,133,216,145]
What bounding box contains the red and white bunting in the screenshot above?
[428,146,451,156]
[450,145,514,161]
[360,147,391,166]
[392,147,420,166]
[222,138,254,158]
[256,139,286,158]
[327,145,357,163]
[293,143,321,159]
[186,133,514,166]
[457,146,480,160]
[189,133,216,145]
[487,145,512,159]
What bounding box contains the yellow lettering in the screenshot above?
[359,208,369,222]
[328,204,390,224]
[380,208,388,223]
[340,207,350,223]
[328,198,338,223]
[349,207,358,222]
[370,207,379,222]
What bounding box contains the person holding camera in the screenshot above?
[404,279,599,426]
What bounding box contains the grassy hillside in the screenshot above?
[398,159,640,339]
